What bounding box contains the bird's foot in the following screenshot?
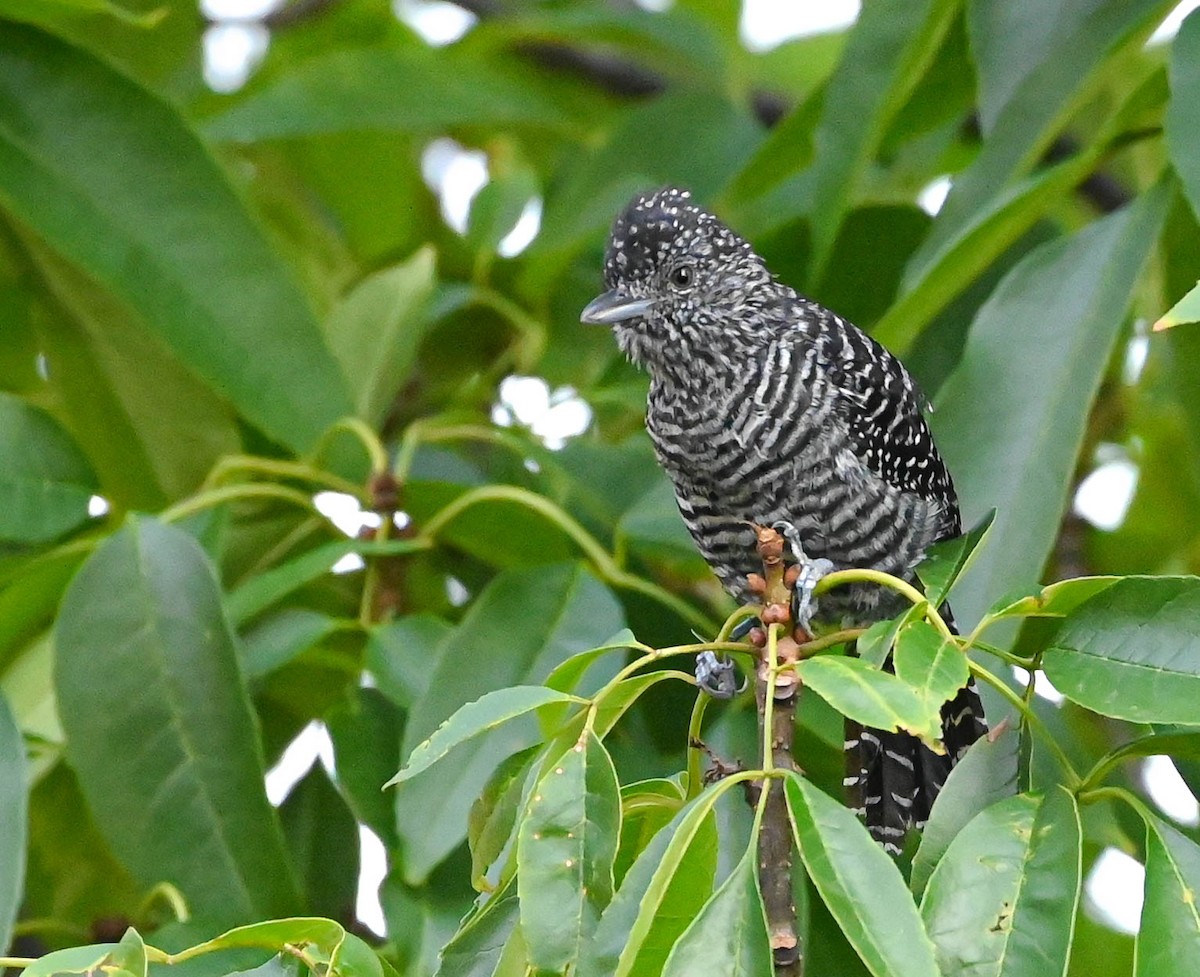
[767,520,834,632]
[695,650,747,699]
[793,557,835,634]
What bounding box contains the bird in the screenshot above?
[580,186,987,854]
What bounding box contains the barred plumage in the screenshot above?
[582,186,987,853]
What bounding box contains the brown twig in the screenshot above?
[752,525,802,977]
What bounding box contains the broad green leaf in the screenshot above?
[0,24,352,452]
[910,726,1020,899]
[394,563,625,882]
[18,944,116,977]
[932,183,1169,626]
[1137,817,1200,976]
[0,691,26,953]
[804,0,957,277]
[785,774,939,977]
[856,602,925,669]
[467,169,539,256]
[1168,10,1200,224]
[517,729,620,973]
[660,838,771,977]
[386,686,583,787]
[0,393,96,543]
[921,789,1081,977]
[325,247,438,426]
[55,516,300,923]
[1044,576,1200,723]
[325,688,402,850]
[107,928,147,977]
[26,240,239,509]
[985,576,1119,622]
[1155,278,1200,331]
[469,745,542,887]
[226,538,425,626]
[916,509,995,610]
[202,45,575,142]
[241,609,339,680]
[911,0,1172,278]
[796,655,942,746]
[280,764,360,921]
[893,619,969,711]
[434,881,522,977]
[366,613,452,710]
[578,787,720,977]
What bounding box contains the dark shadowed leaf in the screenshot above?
[325,687,402,850]
[517,729,620,973]
[434,881,522,977]
[55,517,300,923]
[469,744,542,888]
[1044,576,1200,723]
[240,608,339,680]
[932,184,1168,626]
[785,773,939,977]
[910,726,1020,899]
[0,393,96,543]
[279,763,360,920]
[921,789,1081,977]
[0,24,352,452]
[1167,10,1200,223]
[659,837,771,977]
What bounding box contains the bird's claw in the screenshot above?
[793,557,835,632]
[696,650,747,699]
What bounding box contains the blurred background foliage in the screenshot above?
[3,0,1200,974]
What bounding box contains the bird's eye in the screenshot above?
[669,265,694,289]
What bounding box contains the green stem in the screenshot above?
[135,880,190,924]
[685,691,711,800]
[761,623,779,774]
[0,959,37,969]
[969,660,1082,788]
[815,567,953,639]
[160,483,317,524]
[716,604,760,641]
[418,484,719,634]
[204,455,364,500]
[311,416,389,475]
[1077,784,1158,824]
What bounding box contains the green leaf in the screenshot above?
[784,773,939,977]
[0,691,26,953]
[435,881,523,977]
[659,838,771,977]
[803,0,958,277]
[241,609,339,680]
[280,764,360,920]
[55,516,300,924]
[386,686,583,788]
[856,602,925,669]
[226,538,425,626]
[467,169,538,256]
[985,576,1119,622]
[1138,816,1200,976]
[517,729,620,973]
[916,509,995,610]
[796,655,942,747]
[18,944,116,977]
[921,789,1082,977]
[931,183,1169,626]
[0,393,97,543]
[202,45,575,143]
[1155,278,1200,331]
[393,563,625,882]
[911,0,1173,280]
[469,745,542,888]
[325,688,402,850]
[910,726,1020,900]
[366,613,451,710]
[893,619,969,711]
[1168,9,1200,224]
[1044,576,1200,723]
[325,247,438,426]
[0,23,351,453]
[578,787,720,977]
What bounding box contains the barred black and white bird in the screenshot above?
[581,186,987,854]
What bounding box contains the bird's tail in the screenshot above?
[843,617,988,855]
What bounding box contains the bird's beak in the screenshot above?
[580,289,656,325]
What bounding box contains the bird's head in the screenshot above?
[580,187,774,374]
